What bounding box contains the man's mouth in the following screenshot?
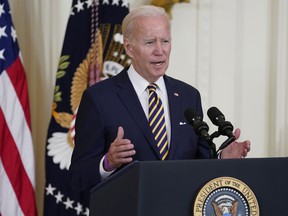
[151,61,165,66]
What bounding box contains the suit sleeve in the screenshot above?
[69,89,105,191]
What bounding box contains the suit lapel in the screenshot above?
[115,70,162,159]
[164,76,181,160]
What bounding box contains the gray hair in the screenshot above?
[122,5,171,40]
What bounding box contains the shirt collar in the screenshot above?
[127,65,166,96]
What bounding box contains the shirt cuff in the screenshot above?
[99,155,115,180]
[218,151,222,159]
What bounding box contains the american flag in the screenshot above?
[0,0,37,215]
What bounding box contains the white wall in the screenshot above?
[8,0,288,214]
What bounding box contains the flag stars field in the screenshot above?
[0,4,4,17]
[0,49,4,60]
[0,26,7,38]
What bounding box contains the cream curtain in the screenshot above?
[269,0,288,156]
[9,0,71,214]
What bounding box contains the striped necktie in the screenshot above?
[148,83,169,160]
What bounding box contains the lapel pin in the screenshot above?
[174,92,179,97]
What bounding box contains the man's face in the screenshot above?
[124,16,171,83]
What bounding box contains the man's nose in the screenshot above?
[153,41,164,55]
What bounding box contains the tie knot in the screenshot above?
[148,83,157,93]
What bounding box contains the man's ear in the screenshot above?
[124,38,133,58]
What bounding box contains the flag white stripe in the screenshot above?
[0,159,24,216]
[0,71,35,187]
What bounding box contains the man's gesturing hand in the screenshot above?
[104,126,136,171]
[221,128,251,159]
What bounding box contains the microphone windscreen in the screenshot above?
[207,106,223,125]
[184,108,200,124]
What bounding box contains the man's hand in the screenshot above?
[221,128,251,159]
[104,126,136,171]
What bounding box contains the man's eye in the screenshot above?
[145,41,153,45]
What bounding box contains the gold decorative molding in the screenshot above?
[150,0,190,18]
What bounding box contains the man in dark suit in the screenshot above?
[69,5,250,192]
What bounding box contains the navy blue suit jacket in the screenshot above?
[69,68,210,191]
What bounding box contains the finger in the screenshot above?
[117,149,136,158]
[116,126,124,140]
[116,143,134,152]
[234,128,241,140]
[110,149,136,168]
[117,157,133,164]
[245,141,251,152]
[242,149,248,157]
[240,140,251,152]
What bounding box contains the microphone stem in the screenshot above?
[217,136,236,154]
[207,139,217,159]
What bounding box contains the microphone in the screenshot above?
[207,107,234,138]
[184,108,210,140]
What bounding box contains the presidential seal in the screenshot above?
[193,177,259,216]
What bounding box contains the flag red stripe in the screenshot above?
[0,109,37,215]
[5,57,32,129]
